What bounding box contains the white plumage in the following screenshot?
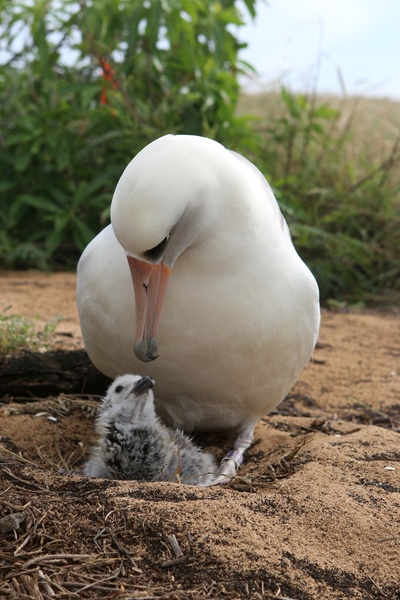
[77,134,320,481]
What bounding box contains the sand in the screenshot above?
[0,271,399,599]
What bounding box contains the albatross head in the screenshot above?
[110,134,221,362]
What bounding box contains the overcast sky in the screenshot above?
[238,0,400,98]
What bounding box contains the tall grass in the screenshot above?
[238,90,400,305]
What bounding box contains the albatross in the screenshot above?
[77,134,320,483]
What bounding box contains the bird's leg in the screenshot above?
[219,437,252,476]
[212,423,256,485]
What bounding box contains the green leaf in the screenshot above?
[56,138,70,171]
[15,152,32,172]
[17,194,58,213]
[6,132,35,146]
[241,0,257,19]
[73,218,95,248]
[314,104,340,120]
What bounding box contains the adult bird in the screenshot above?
[77,135,320,482]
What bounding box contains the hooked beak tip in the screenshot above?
[134,340,159,362]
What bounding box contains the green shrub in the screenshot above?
[0,0,258,268]
[241,89,400,304]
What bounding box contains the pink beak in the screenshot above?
[127,256,172,362]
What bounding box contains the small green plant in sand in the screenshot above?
[0,307,62,353]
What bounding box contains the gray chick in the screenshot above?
[82,374,217,486]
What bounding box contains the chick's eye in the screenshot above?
[144,235,169,261]
[115,385,124,393]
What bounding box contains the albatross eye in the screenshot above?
[144,235,169,262]
[115,385,124,393]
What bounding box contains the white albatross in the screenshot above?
[77,134,320,483]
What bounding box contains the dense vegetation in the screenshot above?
[0,0,257,267]
[239,92,400,305]
[0,0,399,304]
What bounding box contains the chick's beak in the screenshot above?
[132,375,155,396]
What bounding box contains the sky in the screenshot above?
[237,0,400,98]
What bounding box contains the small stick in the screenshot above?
[161,555,188,568]
[167,534,184,558]
[108,531,142,573]
[20,574,42,599]
[367,576,389,598]
[22,553,94,569]
[76,574,120,594]
[161,534,187,568]
[38,570,56,598]
[377,534,400,542]
[0,446,39,468]
[1,466,48,491]
[14,534,32,556]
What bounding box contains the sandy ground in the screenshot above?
[0,271,399,599]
